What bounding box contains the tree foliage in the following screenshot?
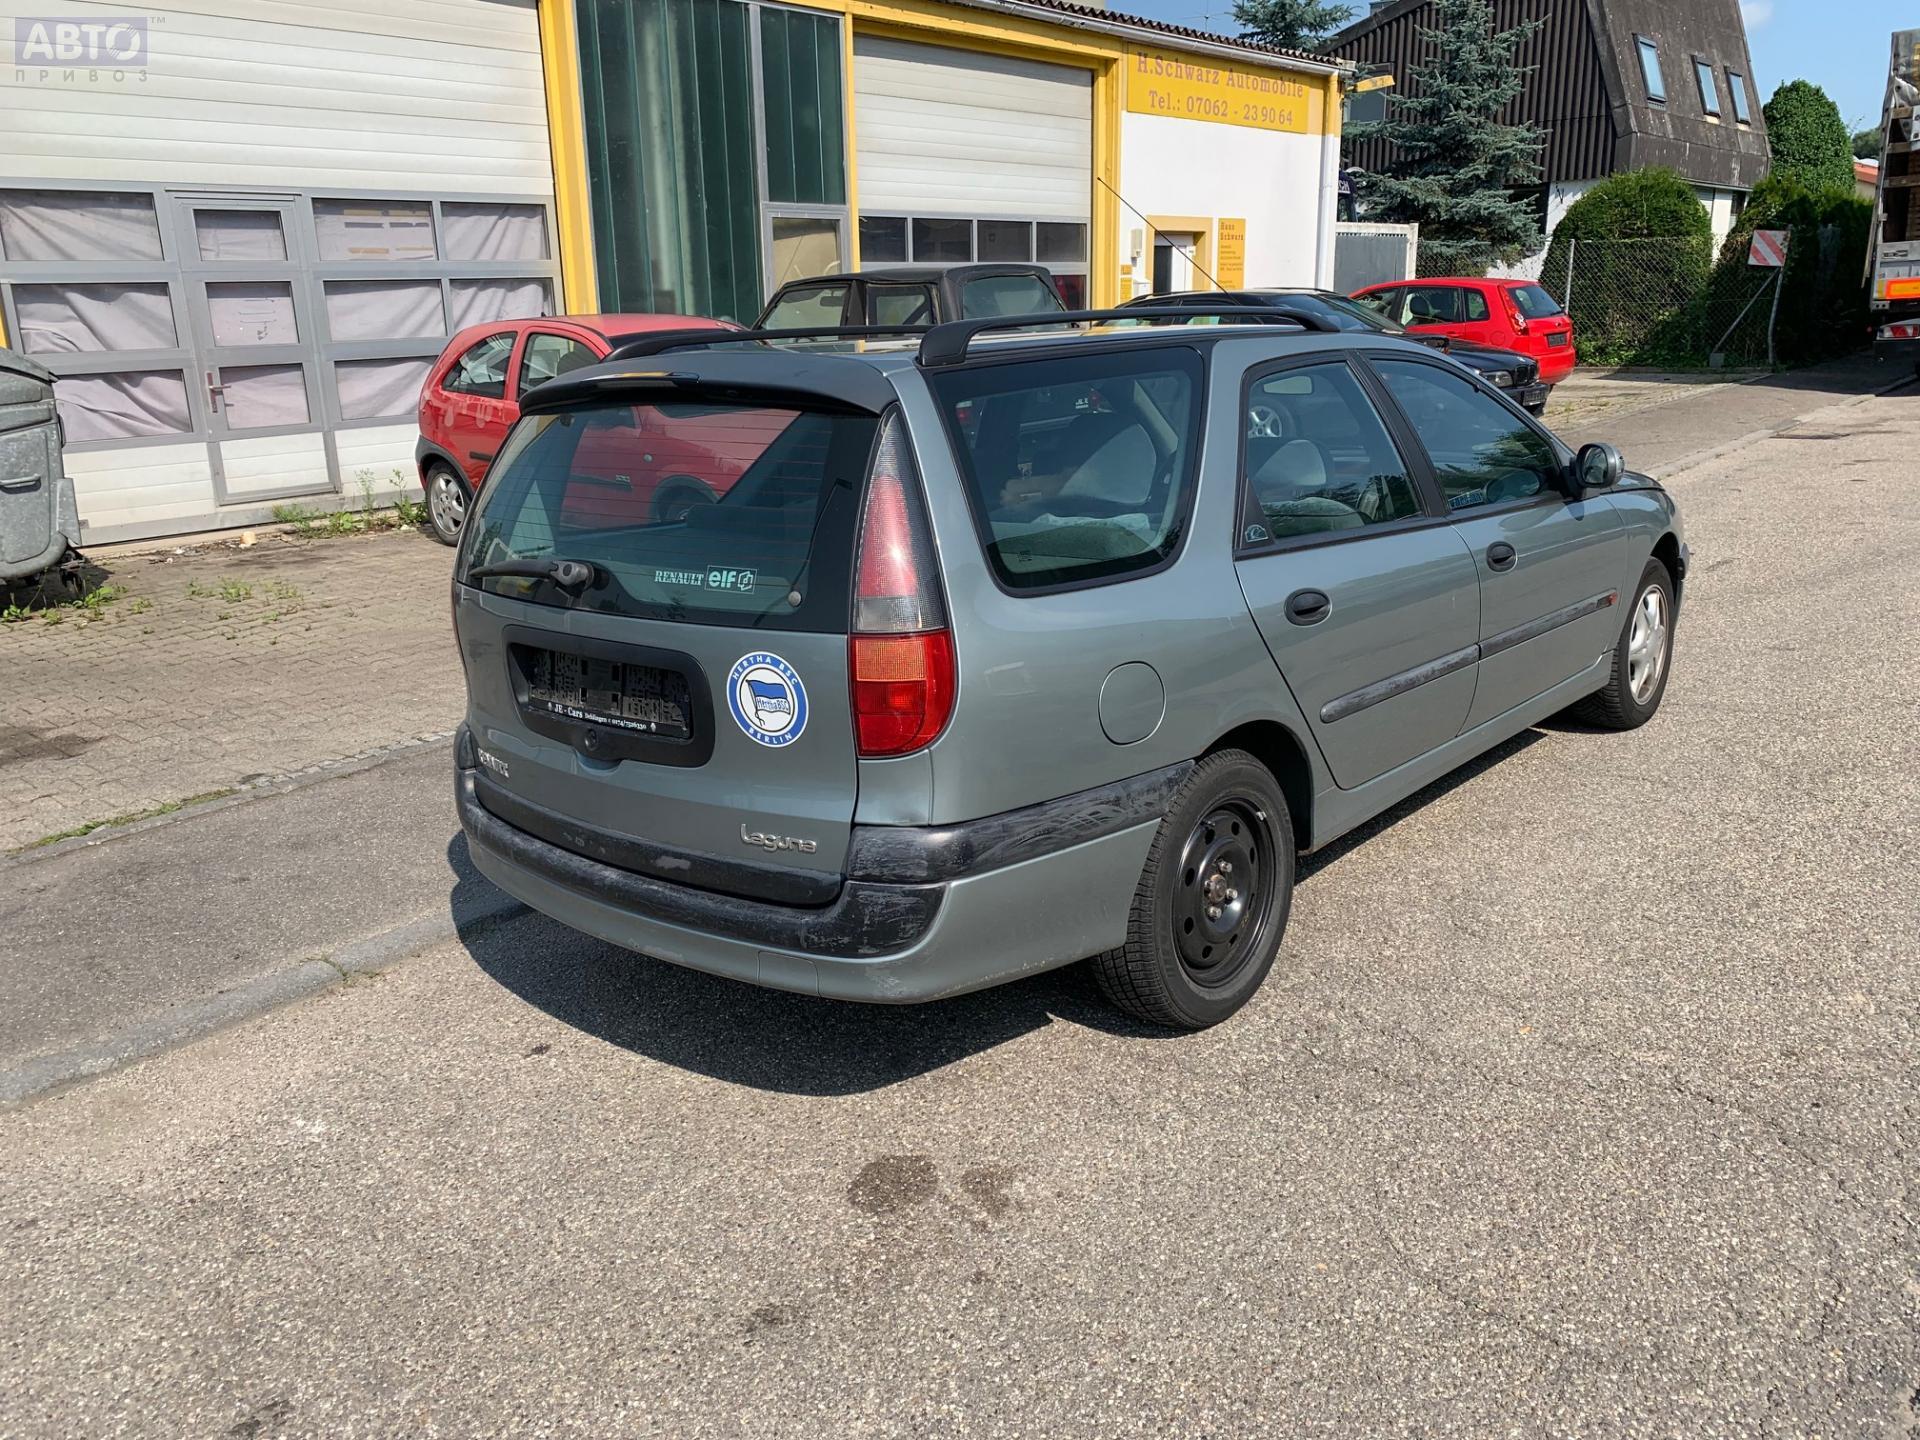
[1709,173,1872,364]
[1231,0,1354,53]
[1852,126,1884,161]
[1345,0,1545,271]
[1553,168,1712,241]
[1538,171,1710,365]
[1762,80,1855,194]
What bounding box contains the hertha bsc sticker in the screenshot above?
[727,652,808,747]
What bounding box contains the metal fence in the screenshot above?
[1415,228,1865,369]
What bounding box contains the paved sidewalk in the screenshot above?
[0,528,462,851]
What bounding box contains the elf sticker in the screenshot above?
[727,652,808,747]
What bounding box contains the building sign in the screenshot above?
[1216,218,1246,287]
[1126,47,1325,135]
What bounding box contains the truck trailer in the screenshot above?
[1868,28,1920,375]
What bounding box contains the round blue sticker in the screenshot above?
[727,652,808,747]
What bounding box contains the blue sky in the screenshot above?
[1126,0,1900,134]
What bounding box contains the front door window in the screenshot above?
[1372,359,1560,510]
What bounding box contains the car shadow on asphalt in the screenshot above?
[452,728,1547,1097]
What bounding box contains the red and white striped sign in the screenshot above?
[1748,229,1789,268]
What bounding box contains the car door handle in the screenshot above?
[1486,542,1517,572]
[1284,589,1331,625]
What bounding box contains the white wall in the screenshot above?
[1115,113,1329,295]
[0,0,552,195]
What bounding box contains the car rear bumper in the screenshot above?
[1537,347,1576,383]
[455,736,1180,1003]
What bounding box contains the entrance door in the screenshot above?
[175,197,333,505]
[1152,233,1199,294]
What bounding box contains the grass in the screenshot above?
[2,581,124,625]
[271,470,429,542]
[17,788,239,852]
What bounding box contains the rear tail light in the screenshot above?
[1879,321,1920,341]
[850,409,954,758]
[1506,297,1529,333]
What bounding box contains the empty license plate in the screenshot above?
[1548,332,1569,347]
[523,649,692,739]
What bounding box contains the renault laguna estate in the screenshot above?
[452,310,1686,1029]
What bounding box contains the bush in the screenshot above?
[1763,80,1856,194]
[1540,170,1712,365]
[1705,174,1872,365]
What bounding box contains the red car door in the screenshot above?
[437,330,521,486]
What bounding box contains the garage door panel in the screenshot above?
[853,35,1091,222]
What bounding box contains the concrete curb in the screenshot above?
[1652,371,1918,481]
[0,888,528,1109]
[1,731,457,870]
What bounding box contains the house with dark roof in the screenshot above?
[1332,0,1770,255]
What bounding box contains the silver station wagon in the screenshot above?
[452,308,1687,1029]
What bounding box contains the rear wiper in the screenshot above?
[466,557,599,591]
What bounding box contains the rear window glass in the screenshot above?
[1511,284,1563,318]
[930,346,1203,591]
[457,398,875,632]
[959,274,1064,318]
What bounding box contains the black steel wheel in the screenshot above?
[1093,749,1295,1029]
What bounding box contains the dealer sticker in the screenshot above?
[727,652,808,747]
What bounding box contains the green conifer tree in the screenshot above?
[1345,0,1545,271]
[1231,0,1354,53]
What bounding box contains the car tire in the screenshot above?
[1570,557,1675,730]
[426,463,471,547]
[1092,749,1295,1030]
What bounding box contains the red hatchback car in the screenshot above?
[1351,278,1578,386]
[415,314,735,544]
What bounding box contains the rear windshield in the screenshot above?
[457,397,875,632]
[1511,284,1563,318]
[930,346,1203,591]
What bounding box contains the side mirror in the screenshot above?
[1574,441,1624,491]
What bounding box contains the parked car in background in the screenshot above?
[1351,278,1578,385]
[450,306,1685,1030]
[1121,287,1552,415]
[416,314,736,544]
[753,264,1066,332]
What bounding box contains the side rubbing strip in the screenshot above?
[1318,592,1618,725]
[1479,591,1618,660]
[1320,644,1479,724]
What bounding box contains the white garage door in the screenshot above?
[853,37,1091,221]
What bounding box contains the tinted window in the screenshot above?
[960,274,1064,318]
[1270,292,1395,333]
[442,332,515,399]
[521,332,597,389]
[931,346,1202,590]
[913,218,971,263]
[1463,289,1490,322]
[860,216,908,263]
[1375,359,1561,512]
[460,399,875,631]
[1510,284,1563,318]
[1242,363,1423,542]
[1637,36,1665,102]
[868,284,935,328]
[761,283,848,330]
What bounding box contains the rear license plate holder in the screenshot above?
[503,626,714,767]
[1548,332,1569,347]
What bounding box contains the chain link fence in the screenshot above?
[1415,226,1869,369]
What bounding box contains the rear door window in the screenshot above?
[929,345,1203,591]
[520,332,597,389]
[959,274,1064,318]
[459,397,876,632]
[1404,287,1463,323]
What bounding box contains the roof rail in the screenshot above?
[915,305,1319,368]
[605,323,930,362]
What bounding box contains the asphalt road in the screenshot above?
[3,390,1916,1437]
